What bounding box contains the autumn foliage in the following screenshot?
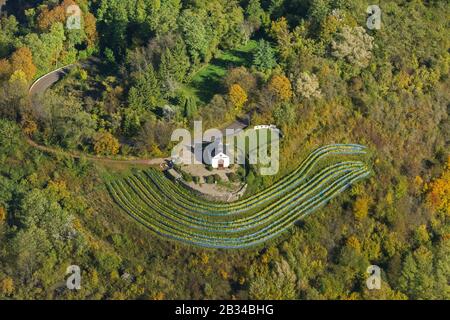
[353,195,371,220]
[0,277,14,296]
[22,118,38,136]
[268,75,292,101]
[0,207,6,223]
[93,132,120,156]
[425,157,450,215]
[229,84,248,110]
[84,12,98,47]
[10,47,37,81]
[0,59,12,80]
[37,5,66,31]
[37,0,79,32]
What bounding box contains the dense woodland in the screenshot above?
[0,0,449,299]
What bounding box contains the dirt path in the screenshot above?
[26,138,168,165]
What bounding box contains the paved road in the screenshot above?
[30,67,71,97]
[29,59,99,97]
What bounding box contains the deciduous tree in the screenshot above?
[0,277,14,296]
[0,206,6,223]
[425,157,450,215]
[331,26,374,69]
[268,75,292,101]
[294,72,322,99]
[93,132,120,156]
[10,47,36,81]
[270,17,292,60]
[229,84,248,111]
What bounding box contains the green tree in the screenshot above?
[38,92,96,149]
[249,259,297,300]
[246,0,266,30]
[181,94,198,119]
[128,64,161,111]
[399,245,449,299]
[178,9,210,64]
[159,39,190,84]
[96,0,129,59]
[0,15,19,57]
[252,39,277,72]
[16,188,74,241]
[0,120,22,158]
[23,22,66,73]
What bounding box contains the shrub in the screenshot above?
[205,175,215,184]
[237,166,246,180]
[21,118,38,136]
[182,171,193,183]
[227,172,240,183]
[0,277,14,296]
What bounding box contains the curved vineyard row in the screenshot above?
[107,144,371,249]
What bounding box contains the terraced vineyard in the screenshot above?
[107,144,371,249]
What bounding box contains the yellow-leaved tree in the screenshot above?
[0,277,14,296]
[268,75,292,101]
[425,156,450,215]
[0,206,6,223]
[229,84,248,111]
[93,132,120,156]
[10,47,37,81]
[353,195,371,220]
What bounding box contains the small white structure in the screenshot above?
[212,152,230,169]
[254,124,278,130]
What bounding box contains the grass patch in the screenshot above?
[184,40,257,104]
